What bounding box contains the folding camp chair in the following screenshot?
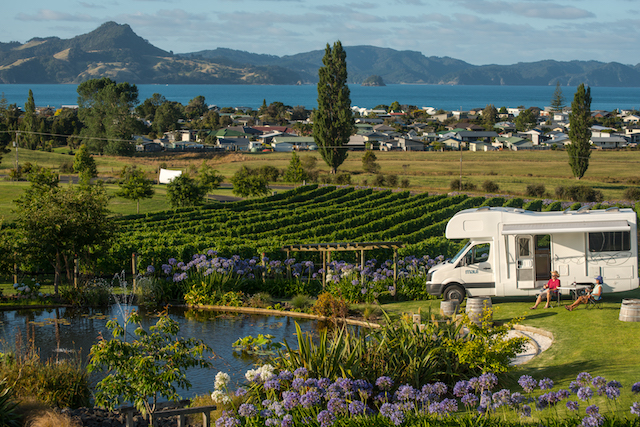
[587,296,603,309]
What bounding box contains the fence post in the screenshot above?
[261,252,266,283]
[74,256,79,289]
[132,253,138,290]
[13,257,18,285]
[392,249,398,298]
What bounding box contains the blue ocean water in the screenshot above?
[0,83,638,112]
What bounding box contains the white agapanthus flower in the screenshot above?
[210,389,231,404]
[214,371,231,390]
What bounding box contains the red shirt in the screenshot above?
[547,278,560,290]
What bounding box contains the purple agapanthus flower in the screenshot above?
[539,378,554,390]
[567,400,580,411]
[375,376,394,391]
[349,400,366,416]
[578,387,594,401]
[631,402,640,416]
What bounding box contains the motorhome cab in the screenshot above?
[426,206,639,303]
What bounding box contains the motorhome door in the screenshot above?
[516,235,536,288]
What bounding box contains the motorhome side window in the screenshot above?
[588,231,631,252]
[461,243,490,265]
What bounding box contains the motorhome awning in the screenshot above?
[501,220,630,235]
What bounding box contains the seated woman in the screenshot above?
[565,276,603,311]
[530,270,560,309]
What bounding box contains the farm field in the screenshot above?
[1,148,640,205]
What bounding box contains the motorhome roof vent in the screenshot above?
[606,207,620,212]
[476,206,491,211]
[577,205,591,213]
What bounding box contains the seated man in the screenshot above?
[565,276,603,311]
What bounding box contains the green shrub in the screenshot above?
[623,187,640,201]
[335,173,351,185]
[372,174,385,186]
[482,180,500,193]
[544,201,563,211]
[450,179,476,191]
[386,174,398,187]
[503,197,524,208]
[555,185,604,202]
[525,183,545,197]
[400,178,410,188]
[523,199,543,211]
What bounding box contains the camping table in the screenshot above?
[558,285,590,302]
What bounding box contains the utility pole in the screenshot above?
[14,131,19,176]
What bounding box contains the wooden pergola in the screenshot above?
[281,241,405,293]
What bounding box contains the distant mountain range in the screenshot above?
[1,22,639,87]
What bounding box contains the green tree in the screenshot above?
[231,166,270,197]
[153,101,183,135]
[550,81,566,112]
[313,41,354,174]
[198,163,224,193]
[13,179,112,292]
[514,108,538,131]
[136,93,167,121]
[116,166,155,214]
[77,77,140,155]
[482,104,498,130]
[362,150,381,173]
[166,174,206,208]
[184,95,208,120]
[389,101,401,112]
[283,152,308,183]
[20,89,41,149]
[73,144,98,178]
[567,83,592,179]
[88,310,211,416]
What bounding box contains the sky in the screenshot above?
[2,0,639,66]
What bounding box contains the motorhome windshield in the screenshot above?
[449,242,471,264]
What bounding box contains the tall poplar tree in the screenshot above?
[567,83,592,180]
[313,41,354,174]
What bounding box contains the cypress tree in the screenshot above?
[567,83,592,180]
[21,89,40,149]
[313,41,354,174]
[550,81,565,112]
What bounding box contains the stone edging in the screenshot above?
[513,323,555,340]
[180,304,381,328]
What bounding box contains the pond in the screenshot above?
[0,304,321,400]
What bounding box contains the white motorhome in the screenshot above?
[426,206,639,302]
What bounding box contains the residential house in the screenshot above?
[624,127,640,144]
[497,136,534,151]
[217,138,251,151]
[440,137,463,151]
[590,136,628,149]
[136,141,163,152]
[396,137,426,151]
[468,141,495,152]
[455,130,499,143]
[347,135,367,150]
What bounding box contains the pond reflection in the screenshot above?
[0,305,320,399]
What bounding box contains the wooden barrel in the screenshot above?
[619,300,640,322]
[465,296,493,324]
[440,300,460,316]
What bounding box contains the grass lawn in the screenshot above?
[380,289,640,394]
